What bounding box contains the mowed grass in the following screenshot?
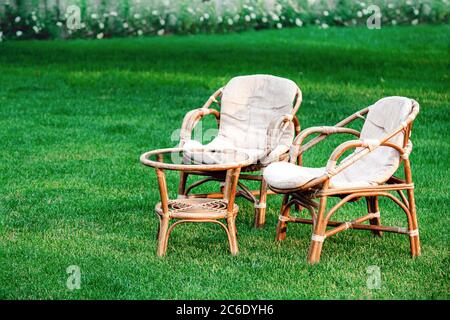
[0,25,449,299]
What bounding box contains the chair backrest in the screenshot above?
[360,96,413,147]
[336,97,415,186]
[218,75,298,153]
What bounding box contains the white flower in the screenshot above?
[137,29,143,35]
[16,30,23,37]
[200,16,204,22]
[250,13,256,19]
[187,8,194,14]
[411,19,419,25]
[261,17,268,23]
[295,18,303,27]
[91,13,98,19]
[388,3,394,9]
[152,10,159,15]
[56,21,63,27]
[15,16,21,23]
[234,14,240,21]
[271,14,279,21]
[168,14,177,26]
[204,13,209,19]
[110,11,118,17]
[99,22,104,29]
[160,19,165,26]
[32,15,37,21]
[134,13,141,19]
[391,19,397,25]
[0,31,3,42]
[227,18,233,25]
[323,10,329,16]
[123,22,129,28]
[33,26,39,33]
[217,16,223,23]
[157,29,164,36]
[357,11,363,18]
[245,15,251,22]
[406,0,412,5]
[321,23,329,29]
[276,23,282,29]
[414,9,419,15]
[96,32,104,39]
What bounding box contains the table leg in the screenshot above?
[156,168,170,257]
[157,215,170,257]
[225,167,241,255]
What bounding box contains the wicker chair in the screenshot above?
[178,75,302,228]
[263,96,420,263]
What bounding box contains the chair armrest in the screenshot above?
[289,126,360,163]
[267,114,294,145]
[179,108,220,146]
[325,139,407,177]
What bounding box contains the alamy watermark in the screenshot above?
[366,5,382,30]
[66,5,82,30]
[66,265,81,290]
[366,265,381,289]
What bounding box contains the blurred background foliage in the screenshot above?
[0,0,448,40]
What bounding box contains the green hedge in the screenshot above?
[0,0,448,41]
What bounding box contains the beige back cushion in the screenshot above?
[332,97,413,187]
[218,75,298,156]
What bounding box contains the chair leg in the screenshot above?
[157,215,170,257]
[254,178,268,228]
[307,196,328,264]
[407,188,421,257]
[366,196,383,237]
[227,216,239,255]
[276,195,291,241]
[178,172,188,197]
[294,203,303,212]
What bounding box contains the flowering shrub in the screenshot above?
[0,0,448,41]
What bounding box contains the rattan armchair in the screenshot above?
[263,96,420,263]
[178,75,302,228]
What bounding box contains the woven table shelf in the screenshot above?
[155,198,238,220]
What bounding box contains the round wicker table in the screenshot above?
[140,147,253,256]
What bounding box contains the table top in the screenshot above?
[140,147,253,171]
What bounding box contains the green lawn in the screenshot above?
[0,25,449,300]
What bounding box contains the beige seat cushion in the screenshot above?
[263,162,374,189]
[264,162,326,189]
[264,97,413,190]
[184,74,298,165]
